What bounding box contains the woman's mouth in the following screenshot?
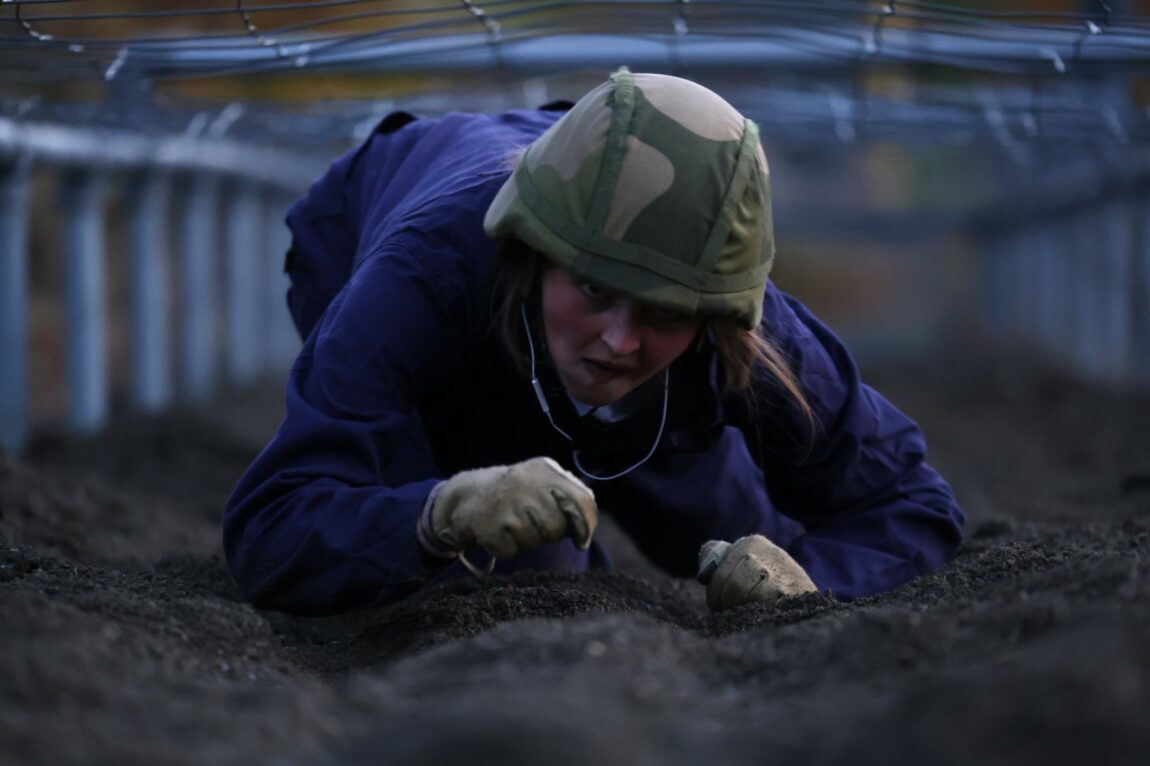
[583,359,631,382]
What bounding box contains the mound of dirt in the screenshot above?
[2,357,1149,765]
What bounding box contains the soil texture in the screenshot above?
[3,357,1150,765]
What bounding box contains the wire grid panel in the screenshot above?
[4,1,1150,81]
[3,1,1150,156]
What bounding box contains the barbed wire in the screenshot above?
[3,1,1149,75]
[1,0,1148,156]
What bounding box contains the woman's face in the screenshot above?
[540,267,700,406]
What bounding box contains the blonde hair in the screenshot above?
[491,238,817,440]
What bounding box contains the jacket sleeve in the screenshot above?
[739,284,965,600]
[223,244,464,615]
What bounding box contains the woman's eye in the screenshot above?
[653,305,689,322]
[578,281,607,299]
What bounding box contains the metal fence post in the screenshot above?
[1025,227,1046,347]
[1007,227,1025,338]
[124,169,172,412]
[177,172,219,402]
[1034,222,1059,357]
[1069,207,1098,379]
[1054,215,1078,373]
[224,178,262,386]
[1133,193,1150,385]
[1002,231,1022,340]
[0,155,32,453]
[1017,230,1032,339]
[58,167,110,432]
[982,235,1005,337]
[266,190,299,368]
[1099,199,1131,383]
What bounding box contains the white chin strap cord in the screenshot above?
[521,304,669,481]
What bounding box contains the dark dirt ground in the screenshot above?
[2,351,1149,766]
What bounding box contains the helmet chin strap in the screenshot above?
[520,303,669,481]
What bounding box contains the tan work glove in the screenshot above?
[420,457,598,566]
[697,535,817,612]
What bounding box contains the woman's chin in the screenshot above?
[569,387,620,407]
[564,378,631,408]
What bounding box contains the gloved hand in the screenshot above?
[419,457,598,563]
[698,535,816,612]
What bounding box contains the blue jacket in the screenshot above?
[224,107,965,615]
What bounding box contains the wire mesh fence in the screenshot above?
[4,1,1150,148]
[1,1,1149,453]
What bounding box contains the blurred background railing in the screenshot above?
[2,0,1149,454]
[0,118,309,451]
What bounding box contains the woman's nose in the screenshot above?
[601,302,641,355]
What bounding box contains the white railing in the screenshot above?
[977,158,1150,388]
[0,117,324,453]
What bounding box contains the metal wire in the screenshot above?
[4,2,1149,60]
[1,0,1148,156]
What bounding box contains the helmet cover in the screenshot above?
[484,67,774,329]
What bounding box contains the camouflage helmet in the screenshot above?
[484,68,774,330]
